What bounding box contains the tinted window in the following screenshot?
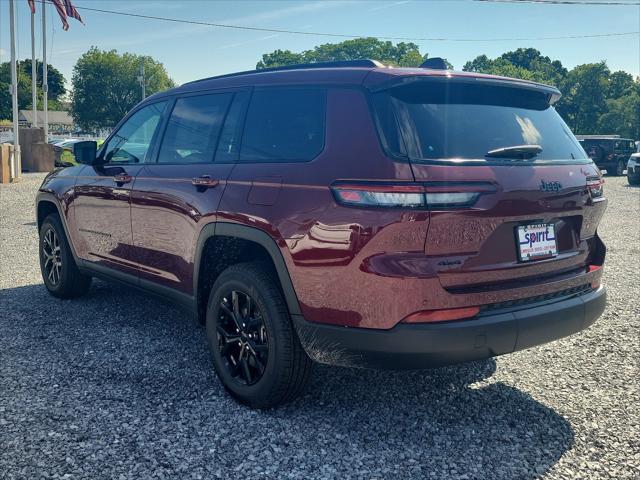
[240,88,326,163]
[157,93,232,164]
[215,91,250,163]
[103,101,167,164]
[581,139,613,153]
[373,82,586,162]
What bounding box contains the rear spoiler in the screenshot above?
[368,74,562,105]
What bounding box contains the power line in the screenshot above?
[65,2,638,43]
[475,0,639,5]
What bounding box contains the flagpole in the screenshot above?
[9,0,20,179]
[42,0,49,142]
[31,7,38,128]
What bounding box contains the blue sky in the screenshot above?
[1,0,639,88]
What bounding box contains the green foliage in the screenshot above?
[71,47,175,130]
[257,37,440,69]
[597,86,640,139]
[556,62,611,134]
[0,60,66,120]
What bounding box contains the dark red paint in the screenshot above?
[38,65,606,331]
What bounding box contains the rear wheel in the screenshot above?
[39,214,91,298]
[205,262,312,408]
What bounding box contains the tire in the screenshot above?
[629,175,640,186]
[205,262,312,408]
[39,214,92,298]
[616,160,625,176]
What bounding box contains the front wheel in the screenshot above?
[628,174,640,186]
[205,262,312,409]
[39,214,91,298]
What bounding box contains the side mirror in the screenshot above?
[73,141,98,165]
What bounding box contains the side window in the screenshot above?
[102,101,167,164]
[239,88,326,163]
[215,91,250,163]
[157,93,232,164]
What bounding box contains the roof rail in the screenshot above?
[185,59,385,85]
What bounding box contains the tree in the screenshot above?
[256,37,440,69]
[597,80,640,138]
[557,62,611,134]
[608,70,635,98]
[0,60,66,119]
[463,48,565,86]
[71,47,175,130]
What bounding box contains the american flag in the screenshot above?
[27,0,36,14]
[63,0,84,25]
[48,0,83,30]
[50,0,70,31]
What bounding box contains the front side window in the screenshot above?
[240,88,326,163]
[373,81,587,162]
[102,101,167,164]
[157,93,232,164]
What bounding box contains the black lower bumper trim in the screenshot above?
[293,287,606,369]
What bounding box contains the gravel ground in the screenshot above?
[1,173,638,480]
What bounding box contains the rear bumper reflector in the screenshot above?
[403,306,481,324]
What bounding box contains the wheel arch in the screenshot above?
[194,222,302,323]
[36,193,79,262]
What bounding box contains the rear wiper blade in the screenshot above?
[485,144,542,160]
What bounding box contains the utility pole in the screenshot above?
[9,0,21,179]
[42,0,49,142]
[31,6,38,128]
[138,59,146,100]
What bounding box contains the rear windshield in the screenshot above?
[373,81,587,162]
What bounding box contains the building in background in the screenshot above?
[18,110,75,134]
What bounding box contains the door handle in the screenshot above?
[192,175,219,189]
[113,174,133,185]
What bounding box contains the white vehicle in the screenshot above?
[628,152,640,186]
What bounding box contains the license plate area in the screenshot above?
[516,224,558,262]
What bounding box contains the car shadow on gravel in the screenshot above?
[280,363,575,478]
[2,281,574,479]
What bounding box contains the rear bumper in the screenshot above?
[293,286,606,369]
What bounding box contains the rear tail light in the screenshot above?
[588,264,603,289]
[586,176,605,202]
[403,306,480,323]
[331,182,496,209]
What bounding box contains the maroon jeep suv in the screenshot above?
[36,60,607,408]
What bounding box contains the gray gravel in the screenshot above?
[1,173,638,480]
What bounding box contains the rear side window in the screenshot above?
[373,81,587,162]
[239,88,326,163]
[157,93,232,164]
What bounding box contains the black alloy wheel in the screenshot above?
[217,289,269,386]
[206,262,312,408]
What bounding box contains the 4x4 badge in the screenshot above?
[540,179,562,192]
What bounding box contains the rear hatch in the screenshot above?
[370,75,607,293]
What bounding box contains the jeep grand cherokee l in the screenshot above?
[36,59,607,408]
